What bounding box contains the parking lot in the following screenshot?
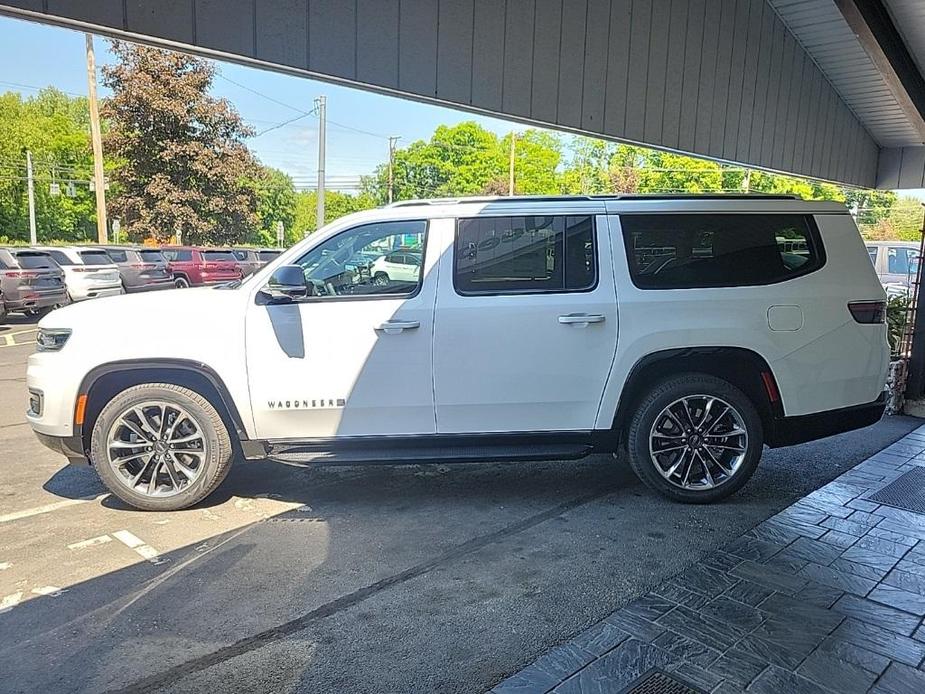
[0,318,919,693]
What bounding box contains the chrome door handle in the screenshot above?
[376,320,420,334]
[558,313,605,325]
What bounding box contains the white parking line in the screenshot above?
[0,591,23,614]
[31,586,66,597]
[113,530,166,564]
[0,494,107,524]
[0,562,10,571]
[67,535,112,551]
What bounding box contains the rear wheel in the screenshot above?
[90,383,234,511]
[626,373,763,503]
[174,276,190,289]
[373,272,389,286]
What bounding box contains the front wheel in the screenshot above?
[626,373,763,504]
[174,276,190,289]
[373,272,390,286]
[90,383,234,511]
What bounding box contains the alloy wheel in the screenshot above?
[648,395,748,490]
[106,401,207,497]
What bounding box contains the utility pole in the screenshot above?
[387,135,400,204]
[25,150,36,245]
[86,33,108,243]
[314,95,326,234]
[742,168,752,193]
[508,132,516,196]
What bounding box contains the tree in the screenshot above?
[250,166,297,246]
[0,88,97,242]
[102,42,258,244]
[291,190,377,240]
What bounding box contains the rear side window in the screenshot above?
[106,249,128,263]
[138,250,166,263]
[202,250,235,261]
[620,214,824,289]
[454,215,596,295]
[47,250,74,266]
[14,252,56,269]
[79,251,112,265]
[162,249,193,261]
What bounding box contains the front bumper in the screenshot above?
[768,392,888,448]
[33,430,89,466]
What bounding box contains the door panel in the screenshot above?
[433,214,618,433]
[246,218,449,439]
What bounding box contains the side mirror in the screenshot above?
[265,265,310,301]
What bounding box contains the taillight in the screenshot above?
[848,301,886,324]
[3,271,36,279]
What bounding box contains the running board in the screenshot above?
[265,443,594,466]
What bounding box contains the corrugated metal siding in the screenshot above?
[768,0,921,149]
[0,0,891,187]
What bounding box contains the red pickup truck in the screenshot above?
[159,247,242,288]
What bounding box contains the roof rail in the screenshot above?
[386,193,802,208]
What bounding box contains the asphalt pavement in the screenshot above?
[0,319,919,693]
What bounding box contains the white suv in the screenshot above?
[37,246,123,302]
[26,195,889,510]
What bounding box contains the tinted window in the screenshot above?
[48,250,74,266]
[293,220,427,298]
[202,250,235,262]
[621,214,823,289]
[14,252,56,269]
[258,250,282,261]
[79,250,112,265]
[106,249,128,263]
[454,215,596,295]
[867,247,878,266]
[138,250,166,263]
[887,247,919,276]
[162,249,193,261]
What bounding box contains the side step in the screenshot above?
[266,443,594,466]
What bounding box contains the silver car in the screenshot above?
[866,241,920,295]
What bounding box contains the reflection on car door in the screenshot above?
[432,213,619,433]
[245,219,450,439]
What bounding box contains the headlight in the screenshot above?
[36,328,72,352]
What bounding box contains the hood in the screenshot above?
[39,285,244,332]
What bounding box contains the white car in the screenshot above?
[370,249,422,285]
[37,246,123,302]
[27,195,889,511]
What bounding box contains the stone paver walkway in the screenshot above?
[493,425,925,694]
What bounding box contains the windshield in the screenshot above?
[79,251,113,265]
[202,250,236,262]
[14,252,56,269]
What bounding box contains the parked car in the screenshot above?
[160,246,241,287]
[36,247,123,302]
[100,246,174,293]
[257,249,282,265]
[231,248,261,277]
[0,285,6,324]
[28,195,889,511]
[0,248,68,317]
[370,249,422,285]
[866,241,919,295]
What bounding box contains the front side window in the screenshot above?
[621,214,824,289]
[454,215,596,295]
[867,247,878,266]
[292,220,427,298]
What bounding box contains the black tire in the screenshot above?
[90,383,234,511]
[626,373,763,504]
[373,272,389,286]
[174,275,190,289]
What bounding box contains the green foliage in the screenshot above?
[887,295,910,354]
[0,88,98,242]
[249,166,297,246]
[291,190,377,241]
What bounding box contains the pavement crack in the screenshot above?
[108,486,614,694]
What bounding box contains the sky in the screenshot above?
[0,14,532,188]
[1,13,923,202]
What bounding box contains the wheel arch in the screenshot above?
[78,359,249,454]
[610,347,782,446]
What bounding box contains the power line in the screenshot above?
[215,72,312,115]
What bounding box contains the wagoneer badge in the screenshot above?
[268,398,346,409]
